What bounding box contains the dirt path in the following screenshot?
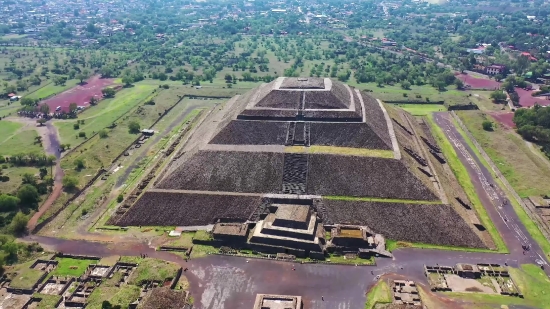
[27,121,64,232]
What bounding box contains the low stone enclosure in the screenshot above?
[253,293,303,309]
[424,263,522,297]
[391,280,422,307]
[2,253,186,309]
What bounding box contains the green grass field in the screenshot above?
[127,258,179,285]
[51,257,97,277]
[0,127,43,156]
[391,103,446,116]
[33,294,62,309]
[427,114,508,253]
[364,279,392,309]
[446,264,550,307]
[457,110,550,197]
[8,260,44,289]
[26,79,80,101]
[0,120,22,137]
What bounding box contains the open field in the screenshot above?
[456,74,500,90]
[32,294,62,309]
[26,79,80,101]
[41,75,114,113]
[457,110,550,197]
[55,84,155,146]
[0,124,43,156]
[446,264,550,307]
[389,103,445,116]
[516,87,550,107]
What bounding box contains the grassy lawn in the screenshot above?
[127,258,179,285]
[0,127,43,156]
[364,279,392,309]
[86,285,141,309]
[55,84,156,146]
[457,110,550,197]
[33,294,62,308]
[26,79,80,100]
[427,114,508,253]
[326,254,374,265]
[50,258,97,277]
[446,264,550,308]
[390,103,446,116]
[0,104,20,118]
[0,120,22,137]
[8,260,44,289]
[0,166,40,194]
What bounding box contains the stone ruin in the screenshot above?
[392,280,422,307]
[326,225,392,258]
[253,294,303,309]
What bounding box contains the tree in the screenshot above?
[39,167,47,180]
[128,121,140,134]
[17,184,40,207]
[76,73,87,84]
[90,97,99,105]
[102,87,116,98]
[117,194,123,203]
[0,194,19,212]
[39,104,50,115]
[9,212,28,235]
[490,90,507,103]
[401,81,411,90]
[20,97,37,107]
[69,102,78,114]
[37,119,47,126]
[454,79,464,90]
[482,120,493,131]
[99,129,108,138]
[122,76,133,87]
[21,173,36,186]
[62,176,78,190]
[74,158,85,169]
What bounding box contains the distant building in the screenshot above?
[271,9,286,13]
[486,64,506,75]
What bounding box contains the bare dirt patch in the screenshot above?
[40,75,114,113]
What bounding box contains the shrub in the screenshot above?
[117,194,123,203]
[75,158,85,169]
[73,123,80,130]
[482,120,493,131]
[99,130,108,138]
[162,84,170,89]
[62,176,78,189]
[78,131,86,138]
[128,121,141,134]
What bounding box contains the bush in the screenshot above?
[117,194,123,203]
[162,84,170,89]
[99,130,108,138]
[128,121,141,134]
[75,158,85,169]
[78,131,86,138]
[482,120,493,131]
[9,212,28,235]
[73,123,80,130]
[144,100,155,105]
[62,176,78,190]
[17,184,39,208]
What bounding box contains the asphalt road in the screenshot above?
[22,111,549,309]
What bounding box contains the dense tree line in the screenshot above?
[514,105,550,156]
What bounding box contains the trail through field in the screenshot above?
[27,121,64,233]
[0,119,31,144]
